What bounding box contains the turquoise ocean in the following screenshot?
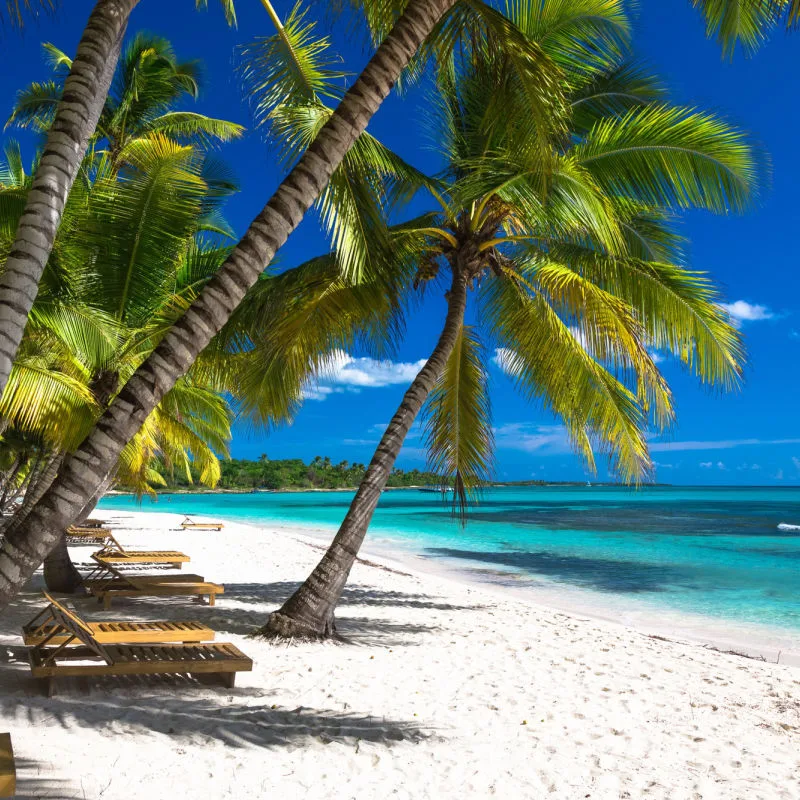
[99,485,800,638]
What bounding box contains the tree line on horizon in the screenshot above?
[0,0,791,638]
[154,455,447,492]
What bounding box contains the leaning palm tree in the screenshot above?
[0,0,574,611]
[254,8,762,637]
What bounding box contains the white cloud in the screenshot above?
[793,457,800,471]
[775,469,785,481]
[648,350,666,364]
[492,348,517,373]
[655,461,674,469]
[651,437,800,452]
[716,461,727,471]
[699,462,713,469]
[304,351,427,401]
[494,423,570,454]
[719,300,774,326]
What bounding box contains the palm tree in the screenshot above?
[254,2,763,637]
[0,49,241,591]
[1,0,555,611]
[0,0,240,403]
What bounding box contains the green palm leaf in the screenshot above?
[574,104,763,213]
[423,325,494,518]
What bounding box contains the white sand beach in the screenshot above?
[1,510,799,799]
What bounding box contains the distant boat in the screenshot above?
[777,523,800,531]
[419,486,453,494]
[586,481,592,487]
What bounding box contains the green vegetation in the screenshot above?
[145,455,445,492]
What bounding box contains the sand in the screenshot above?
[1,510,798,799]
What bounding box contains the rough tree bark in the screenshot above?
[42,533,82,593]
[0,0,458,611]
[260,271,469,638]
[0,0,138,399]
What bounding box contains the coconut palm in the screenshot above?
[252,2,762,637]
[0,0,582,611]
[0,57,241,590]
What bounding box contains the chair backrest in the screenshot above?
[40,593,112,662]
[94,531,124,555]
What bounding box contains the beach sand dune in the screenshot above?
[1,511,798,799]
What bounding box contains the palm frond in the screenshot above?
[6,80,61,132]
[505,0,631,77]
[483,275,652,483]
[423,325,493,519]
[141,112,245,148]
[574,103,764,213]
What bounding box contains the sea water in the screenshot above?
[100,485,800,638]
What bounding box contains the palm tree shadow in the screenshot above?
[0,693,430,750]
[13,758,83,800]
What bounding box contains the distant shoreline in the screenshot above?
[106,481,673,497]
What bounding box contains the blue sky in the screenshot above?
[2,1,799,485]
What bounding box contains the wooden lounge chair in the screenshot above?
[180,516,224,531]
[83,564,224,609]
[0,733,14,798]
[26,597,252,696]
[93,533,189,568]
[23,593,215,646]
[66,525,112,545]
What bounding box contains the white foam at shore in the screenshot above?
[1,510,798,799]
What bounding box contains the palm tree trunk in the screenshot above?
[260,272,469,638]
[42,533,83,593]
[0,0,137,399]
[75,472,115,525]
[10,452,63,527]
[0,0,457,612]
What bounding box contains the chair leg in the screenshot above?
[220,672,235,689]
[103,594,112,611]
[208,594,215,607]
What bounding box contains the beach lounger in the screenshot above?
[93,533,190,568]
[180,516,224,531]
[66,525,112,545]
[23,593,215,646]
[0,733,14,798]
[83,564,224,609]
[26,596,251,696]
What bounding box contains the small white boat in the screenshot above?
[419,486,453,494]
[777,522,800,531]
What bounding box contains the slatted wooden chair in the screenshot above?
[93,533,190,569]
[66,525,112,545]
[0,734,14,798]
[83,563,224,609]
[26,596,252,696]
[180,516,224,531]
[23,593,215,646]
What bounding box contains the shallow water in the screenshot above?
[100,485,800,634]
